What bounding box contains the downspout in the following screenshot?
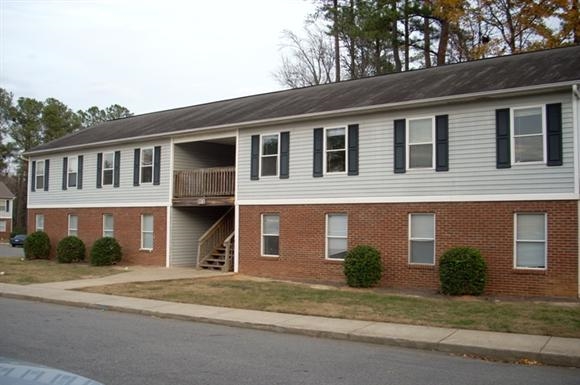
[234,128,240,273]
[573,84,580,298]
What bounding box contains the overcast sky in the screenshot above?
[0,0,315,115]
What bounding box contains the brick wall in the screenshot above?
[28,207,167,266]
[0,219,12,241]
[239,201,578,298]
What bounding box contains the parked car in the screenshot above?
[0,356,104,384]
[10,234,26,247]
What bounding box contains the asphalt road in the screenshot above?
[0,243,24,257]
[0,298,577,385]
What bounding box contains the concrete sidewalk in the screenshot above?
[1,278,579,368]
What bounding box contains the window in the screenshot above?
[261,214,280,256]
[409,214,435,265]
[68,156,78,187]
[103,152,115,185]
[35,214,44,232]
[0,221,6,232]
[260,134,279,177]
[36,161,45,190]
[512,107,544,163]
[141,148,153,183]
[326,214,347,259]
[68,214,78,236]
[408,118,434,169]
[103,214,114,238]
[515,213,546,269]
[325,127,346,173]
[141,214,154,250]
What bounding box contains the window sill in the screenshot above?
[258,255,280,260]
[512,268,547,275]
[324,258,344,264]
[139,248,153,253]
[408,263,436,270]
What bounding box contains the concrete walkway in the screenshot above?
[1,271,579,368]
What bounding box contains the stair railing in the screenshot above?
[197,208,234,269]
[222,231,235,272]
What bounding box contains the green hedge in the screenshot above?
[23,231,51,259]
[56,236,86,263]
[90,237,122,266]
[343,245,383,288]
[439,247,487,296]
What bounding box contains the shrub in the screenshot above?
[439,247,487,296]
[343,245,383,288]
[23,231,51,260]
[56,236,86,263]
[90,237,122,266]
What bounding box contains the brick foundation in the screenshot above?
[239,201,579,298]
[28,207,167,266]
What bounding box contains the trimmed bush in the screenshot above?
[439,247,487,296]
[90,237,122,266]
[343,245,383,288]
[23,231,51,260]
[56,236,86,263]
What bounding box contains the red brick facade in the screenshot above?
[0,218,12,242]
[28,207,167,266]
[239,201,579,298]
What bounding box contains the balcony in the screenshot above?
[173,166,235,206]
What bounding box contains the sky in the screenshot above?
[0,0,316,115]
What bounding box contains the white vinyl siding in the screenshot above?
[103,214,114,238]
[514,213,547,269]
[35,214,44,232]
[409,214,435,265]
[68,214,78,236]
[141,214,154,250]
[260,134,279,177]
[326,213,347,260]
[512,106,545,164]
[261,214,280,256]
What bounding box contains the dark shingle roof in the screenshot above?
[29,45,580,154]
[0,182,15,199]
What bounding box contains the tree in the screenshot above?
[42,98,81,143]
[77,104,133,127]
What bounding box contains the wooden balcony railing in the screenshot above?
[173,166,235,198]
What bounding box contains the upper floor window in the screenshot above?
[512,107,544,163]
[103,214,114,238]
[35,214,44,232]
[261,214,280,256]
[326,213,347,259]
[409,213,435,265]
[141,148,154,183]
[68,214,78,236]
[103,152,115,185]
[325,127,346,173]
[134,147,161,186]
[408,118,434,169]
[260,134,279,177]
[68,156,78,188]
[36,161,45,190]
[514,213,546,269]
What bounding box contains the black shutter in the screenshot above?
[133,149,141,186]
[77,156,83,190]
[546,103,562,166]
[62,157,68,190]
[348,124,359,176]
[113,151,121,187]
[44,159,49,191]
[280,132,290,179]
[153,146,161,185]
[6,200,9,212]
[496,108,511,169]
[96,153,103,188]
[31,161,36,192]
[394,119,406,173]
[250,135,260,180]
[435,115,449,172]
[313,128,323,177]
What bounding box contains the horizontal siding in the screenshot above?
[237,92,576,201]
[28,139,171,207]
[174,142,235,171]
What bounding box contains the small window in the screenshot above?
[68,156,78,188]
[102,152,115,185]
[141,214,154,250]
[103,214,114,238]
[515,213,546,269]
[260,134,279,177]
[141,148,154,183]
[36,161,45,190]
[512,107,544,163]
[68,215,78,236]
[408,118,434,169]
[326,213,347,259]
[261,214,280,256]
[35,214,44,232]
[325,127,346,173]
[409,214,435,265]
[0,221,6,232]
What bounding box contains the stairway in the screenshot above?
[197,208,235,272]
[199,245,230,271]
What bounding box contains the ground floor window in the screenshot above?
[326,213,347,259]
[35,214,44,232]
[103,214,114,238]
[515,213,546,269]
[0,220,6,232]
[68,214,78,236]
[261,213,280,256]
[409,213,435,265]
[141,214,154,250]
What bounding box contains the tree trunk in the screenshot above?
[391,2,402,72]
[573,0,580,44]
[404,0,409,71]
[349,0,356,78]
[333,0,341,82]
[437,19,449,66]
[424,16,431,67]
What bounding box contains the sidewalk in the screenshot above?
[1,273,579,368]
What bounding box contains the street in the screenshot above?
[0,298,577,385]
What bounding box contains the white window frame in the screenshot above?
[261,213,280,257]
[102,152,115,186]
[103,214,114,238]
[324,126,348,175]
[35,214,44,232]
[35,160,45,190]
[514,213,547,270]
[68,214,78,236]
[140,147,154,184]
[406,116,435,170]
[260,133,280,177]
[68,156,78,188]
[408,213,436,265]
[140,214,154,250]
[510,105,546,165]
[0,220,6,232]
[325,213,348,260]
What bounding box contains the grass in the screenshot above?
[80,276,580,338]
[0,257,123,284]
